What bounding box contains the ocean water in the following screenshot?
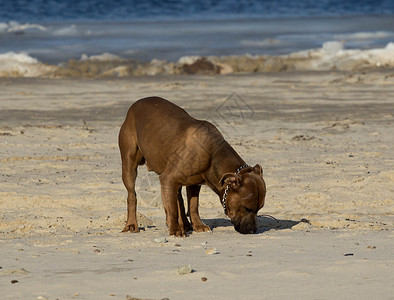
[1,0,394,22]
[1,0,394,72]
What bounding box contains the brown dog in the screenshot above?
[119,97,266,236]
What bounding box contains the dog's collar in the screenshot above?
[221,164,250,215]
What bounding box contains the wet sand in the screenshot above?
[1,71,393,299]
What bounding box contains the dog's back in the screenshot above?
[122,97,206,174]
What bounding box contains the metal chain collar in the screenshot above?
[221,164,250,215]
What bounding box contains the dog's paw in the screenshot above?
[169,225,187,237]
[121,224,140,233]
[193,223,211,233]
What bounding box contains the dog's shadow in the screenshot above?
[204,215,303,234]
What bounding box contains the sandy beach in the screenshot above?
[1,71,393,299]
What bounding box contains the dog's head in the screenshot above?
[219,164,266,234]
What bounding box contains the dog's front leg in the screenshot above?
[187,185,211,232]
[160,177,184,237]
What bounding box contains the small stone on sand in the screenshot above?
[206,247,218,255]
[154,237,167,244]
[176,264,193,275]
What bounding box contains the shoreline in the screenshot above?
[2,40,394,78]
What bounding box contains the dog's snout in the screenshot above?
[236,226,255,234]
[234,222,256,234]
[248,224,257,234]
[233,214,257,234]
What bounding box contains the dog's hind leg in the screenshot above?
[160,176,185,237]
[177,187,191,235]
[119,123,144,233]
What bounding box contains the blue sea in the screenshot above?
[1,0,394,64]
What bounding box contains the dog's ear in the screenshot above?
[252,164,263,178]
[238,166,253,175]
[219,173,243,190]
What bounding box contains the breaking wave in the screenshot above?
[0,21,47,33]
[1,42,394,78]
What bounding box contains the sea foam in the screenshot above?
[0,52,56,77]
[80,53,123,61]
[0,21,47,33]
[289,41,394,70]
[1,42,394,78]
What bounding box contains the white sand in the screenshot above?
[1,71,393,299]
